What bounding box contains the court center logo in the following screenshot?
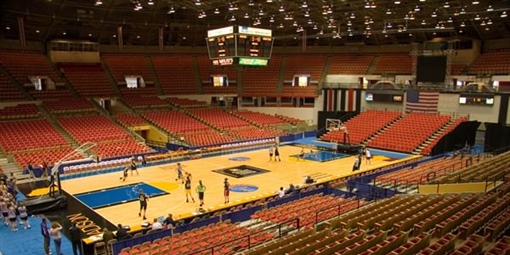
[230,184,259,193]
[228,156,250,161]
[213,165,270,178]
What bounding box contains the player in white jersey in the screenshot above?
[17,202,31,229]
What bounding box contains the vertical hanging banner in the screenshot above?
[117,26,124,51]
[158,27,164,52]
[17,17,26,47]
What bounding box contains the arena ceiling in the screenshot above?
[1,0,509,47]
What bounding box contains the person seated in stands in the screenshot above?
[115,224,128,240]
[25,162,34,178]
[102,228,114,244]
[48,173,58,197]
[41,161,49,177]
[0,172,7,185]
[285,184,296,195]
[276,187,285,198]
[151,218,163,231]
[304,176,315,184]
[162,213,175,229]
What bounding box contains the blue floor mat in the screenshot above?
[290,151,348,162]
[75,182,168,209]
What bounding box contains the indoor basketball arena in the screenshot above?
[0,0,510,255]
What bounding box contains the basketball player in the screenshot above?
[268,146,274,162]
[138,189,149,220]
[119,165,129,181]
[274,146,281,162]
[298,148,305,161]
[365,148,372,164]
[175,163,184,184]
[184,175,195,203]
[223,178,230,204]
[130,158,139,176]
[196,180,206,207]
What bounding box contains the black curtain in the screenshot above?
[484,123,510,153]
[430,121,480,155]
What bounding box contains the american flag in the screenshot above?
[405,90,439,113]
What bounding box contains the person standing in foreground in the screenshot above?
[184,175,195,203]
[50,221,63,255]
[196,180,206,207]
[274,146,281,162]
[223,178,230,204]
[268,145,274,162]
[138,189,149,220]
[69,222,83,255]
[41,218,51,255]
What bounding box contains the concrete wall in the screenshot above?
[438,93,500,123]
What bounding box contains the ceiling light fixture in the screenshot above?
[386,9,392,15]
[214,8,219,14]
[195,0,201,6]
[248,0,254,6]
[147,0,154,6]
[229,15,236,22]
[443,1,450,8]
[431,11,437,17]
[95,0,102,6]
[394,1,401,4]
[501,12,508,18]
[460,22,465,27]
[302,1,308,8]
[460,8,466,14]
[244,13,249,19]
[304,11,310,17]
[487,5,493,12]
[474,14,480,20]
[421,20,426,25]
[472,1,479,4]
[279,5,285,12]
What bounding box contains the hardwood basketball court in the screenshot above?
[61,144,418,228]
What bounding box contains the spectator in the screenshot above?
[26,162,35,178]
[304,176,314,184]
[102,228,115,245]
[285,184,296,195]
[277,187,285,198]
[41,218,51,255]
[163,213,175,229]
[115,224,128,240]
[50,221,63,255]
[69,222,83,255]
[151,218,163,231]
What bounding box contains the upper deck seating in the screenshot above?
[151,55,197,94]
[0,51,62,85]
[328,54,373,74]
[61,64,116,96]
[0,119,69,152]
[241,55,282,96]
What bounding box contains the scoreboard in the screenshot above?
[206,26,273,66]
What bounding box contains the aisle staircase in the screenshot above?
[413,118,457,154]
[37,105,79,148]
[361,114,405,145]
